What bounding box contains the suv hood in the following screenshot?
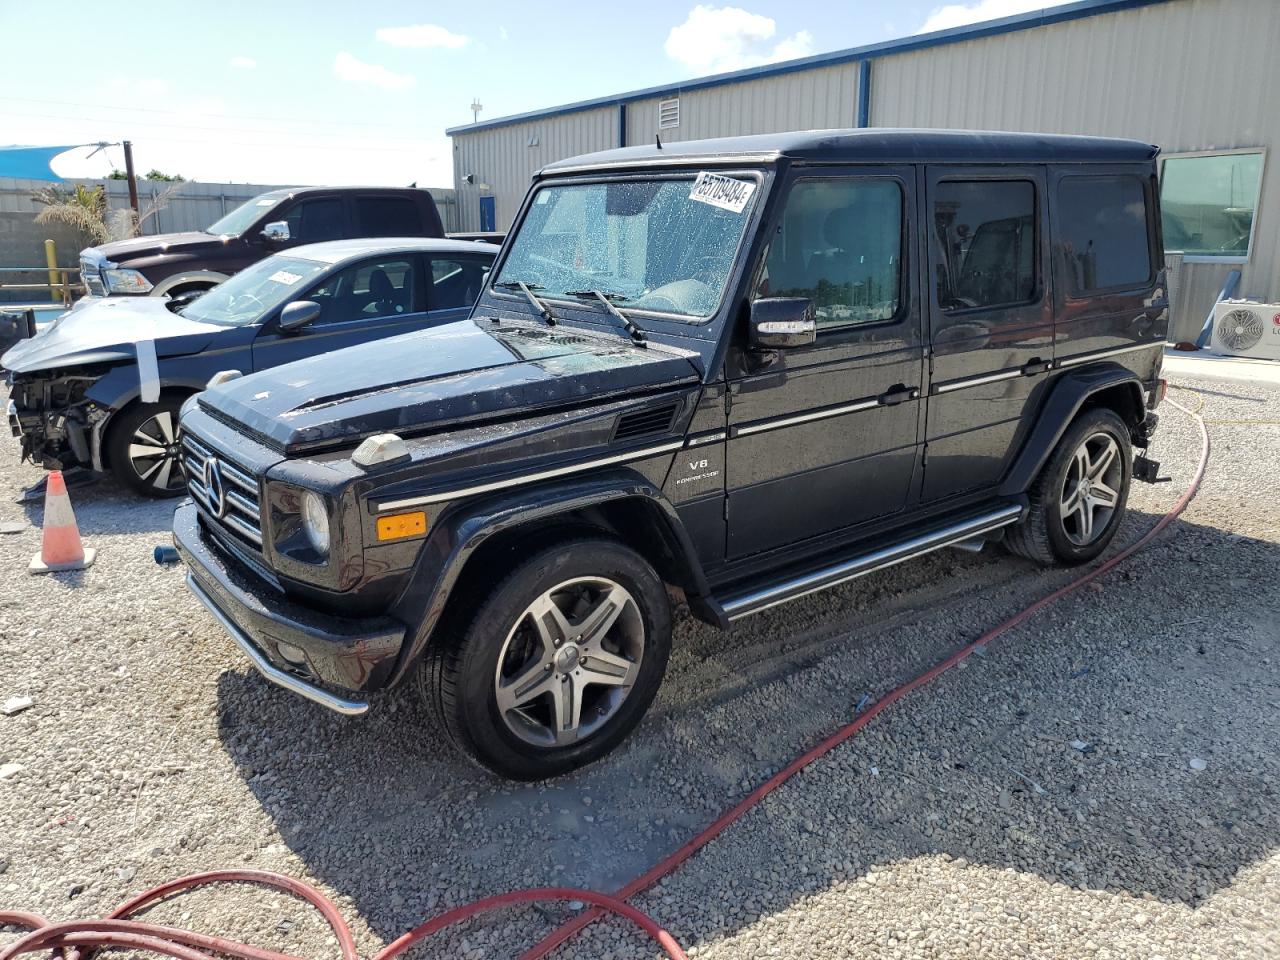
[93,232,223,264]
[1,296,223,374]
[201,319,701,453]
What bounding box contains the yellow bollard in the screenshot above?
[44,239,59,304]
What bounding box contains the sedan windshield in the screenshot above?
[205,189,291,237]
[179,256,327,326]
[493,174,759,321]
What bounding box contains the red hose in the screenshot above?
[0,397,1207,960]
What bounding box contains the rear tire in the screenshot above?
[105,398,188,498]
[419,537,672,780]
[1004,407,1132,566]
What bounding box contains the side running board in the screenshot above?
[718,504,1024,621]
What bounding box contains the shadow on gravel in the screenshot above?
[17,472,178,536]
[213,510,1280,946]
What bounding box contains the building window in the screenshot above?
[1057,176,1152,294]
[1160,150,1265,261]
[658,97,680,130]
[933,180,1037,311]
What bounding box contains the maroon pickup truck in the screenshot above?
[79,186,455,299]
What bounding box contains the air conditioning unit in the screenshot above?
[1211,300,1280,360]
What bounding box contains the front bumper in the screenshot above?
[174,501,407,714]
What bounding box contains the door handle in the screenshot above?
[1022,358,1051,376]
[877,385,918,406]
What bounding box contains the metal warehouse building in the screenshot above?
[447,0,1278,343]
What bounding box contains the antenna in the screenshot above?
[655,133,663,150]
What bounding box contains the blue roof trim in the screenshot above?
[446,0,1173,136]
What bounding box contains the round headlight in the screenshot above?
[300,491,330,556]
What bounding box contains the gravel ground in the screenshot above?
[1,371,1278,959]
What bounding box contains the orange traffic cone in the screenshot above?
[28,470,95,574]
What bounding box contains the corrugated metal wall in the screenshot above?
[625,63,861,146]
[448,0,1277,340]
[870,0,1280,342]
[451,107,616,232]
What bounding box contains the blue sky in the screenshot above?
[0,0,1071,188]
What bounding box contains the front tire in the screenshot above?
[105,398,189,498]
[421,538,672,780]
[1004,407,1132,566]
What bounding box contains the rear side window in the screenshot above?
[1057,176,1152,293]
[430,256,491,310]
[934,181,1036,311]
[356,197,422,236]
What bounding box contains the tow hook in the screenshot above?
[1133,454,1167,484]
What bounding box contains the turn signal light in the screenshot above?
[376,511,427,542]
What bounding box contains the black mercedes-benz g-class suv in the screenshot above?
[174,130,1168,780]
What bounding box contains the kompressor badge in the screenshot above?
[689,172,755,213]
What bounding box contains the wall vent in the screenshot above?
[658,97,680,130]
[614,403,679,441]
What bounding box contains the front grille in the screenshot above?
[181,433,263,549]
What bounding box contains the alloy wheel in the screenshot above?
[1059,431,1122,546]
[493,576,645,748]
[127,411,185,493]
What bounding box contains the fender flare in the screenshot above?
[150,270,230,297]
[999,363,1144,497]
[383,468,709,688]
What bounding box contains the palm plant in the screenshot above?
[32,183,110,245]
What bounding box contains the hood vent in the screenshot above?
[614,402,678,441]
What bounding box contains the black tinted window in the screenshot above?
[430,257,490,310]
[305,257,415,324]
[758,179,903,328]
[285,198,345,242]
[356,197,421,236]
[1057,176,1152,293]
[934,181,1036,310]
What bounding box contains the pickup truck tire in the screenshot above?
[1004,407,1132,566]
[421,537,672,780]
[105,398,189,498]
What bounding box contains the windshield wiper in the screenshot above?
[564,290,647,346]
[493,280,556,326]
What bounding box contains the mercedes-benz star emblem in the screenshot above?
[202,456,226,518]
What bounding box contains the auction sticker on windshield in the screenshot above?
[268,270,303,285]
[689,172,755,213]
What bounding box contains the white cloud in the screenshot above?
[664,5,814,74]
[917,0,1072,34]
[332,51,415,91]
[498,25,509,41]
[375,24,470,49]
[228,55,256,70]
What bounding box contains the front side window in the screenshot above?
[204,189,290,237]
[756,178,903,329]
[494,175,760,321]
[1160,151,1264,260]
[178,256,327,327]
[1057,176,1152,294]
[306,257,416,324]
[934,180,1036,311]
[284,198,346,243]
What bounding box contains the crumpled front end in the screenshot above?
[7,369,110,470]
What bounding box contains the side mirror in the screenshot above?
[749,297,817,350]
[261,221,291,243]
[279,300,321,332]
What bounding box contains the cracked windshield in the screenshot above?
[494,175,758,321]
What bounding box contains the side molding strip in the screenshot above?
[721,504,1024,620]
[376,440,685,511]
[734,397,881,437]
[1056,341,1163,368]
